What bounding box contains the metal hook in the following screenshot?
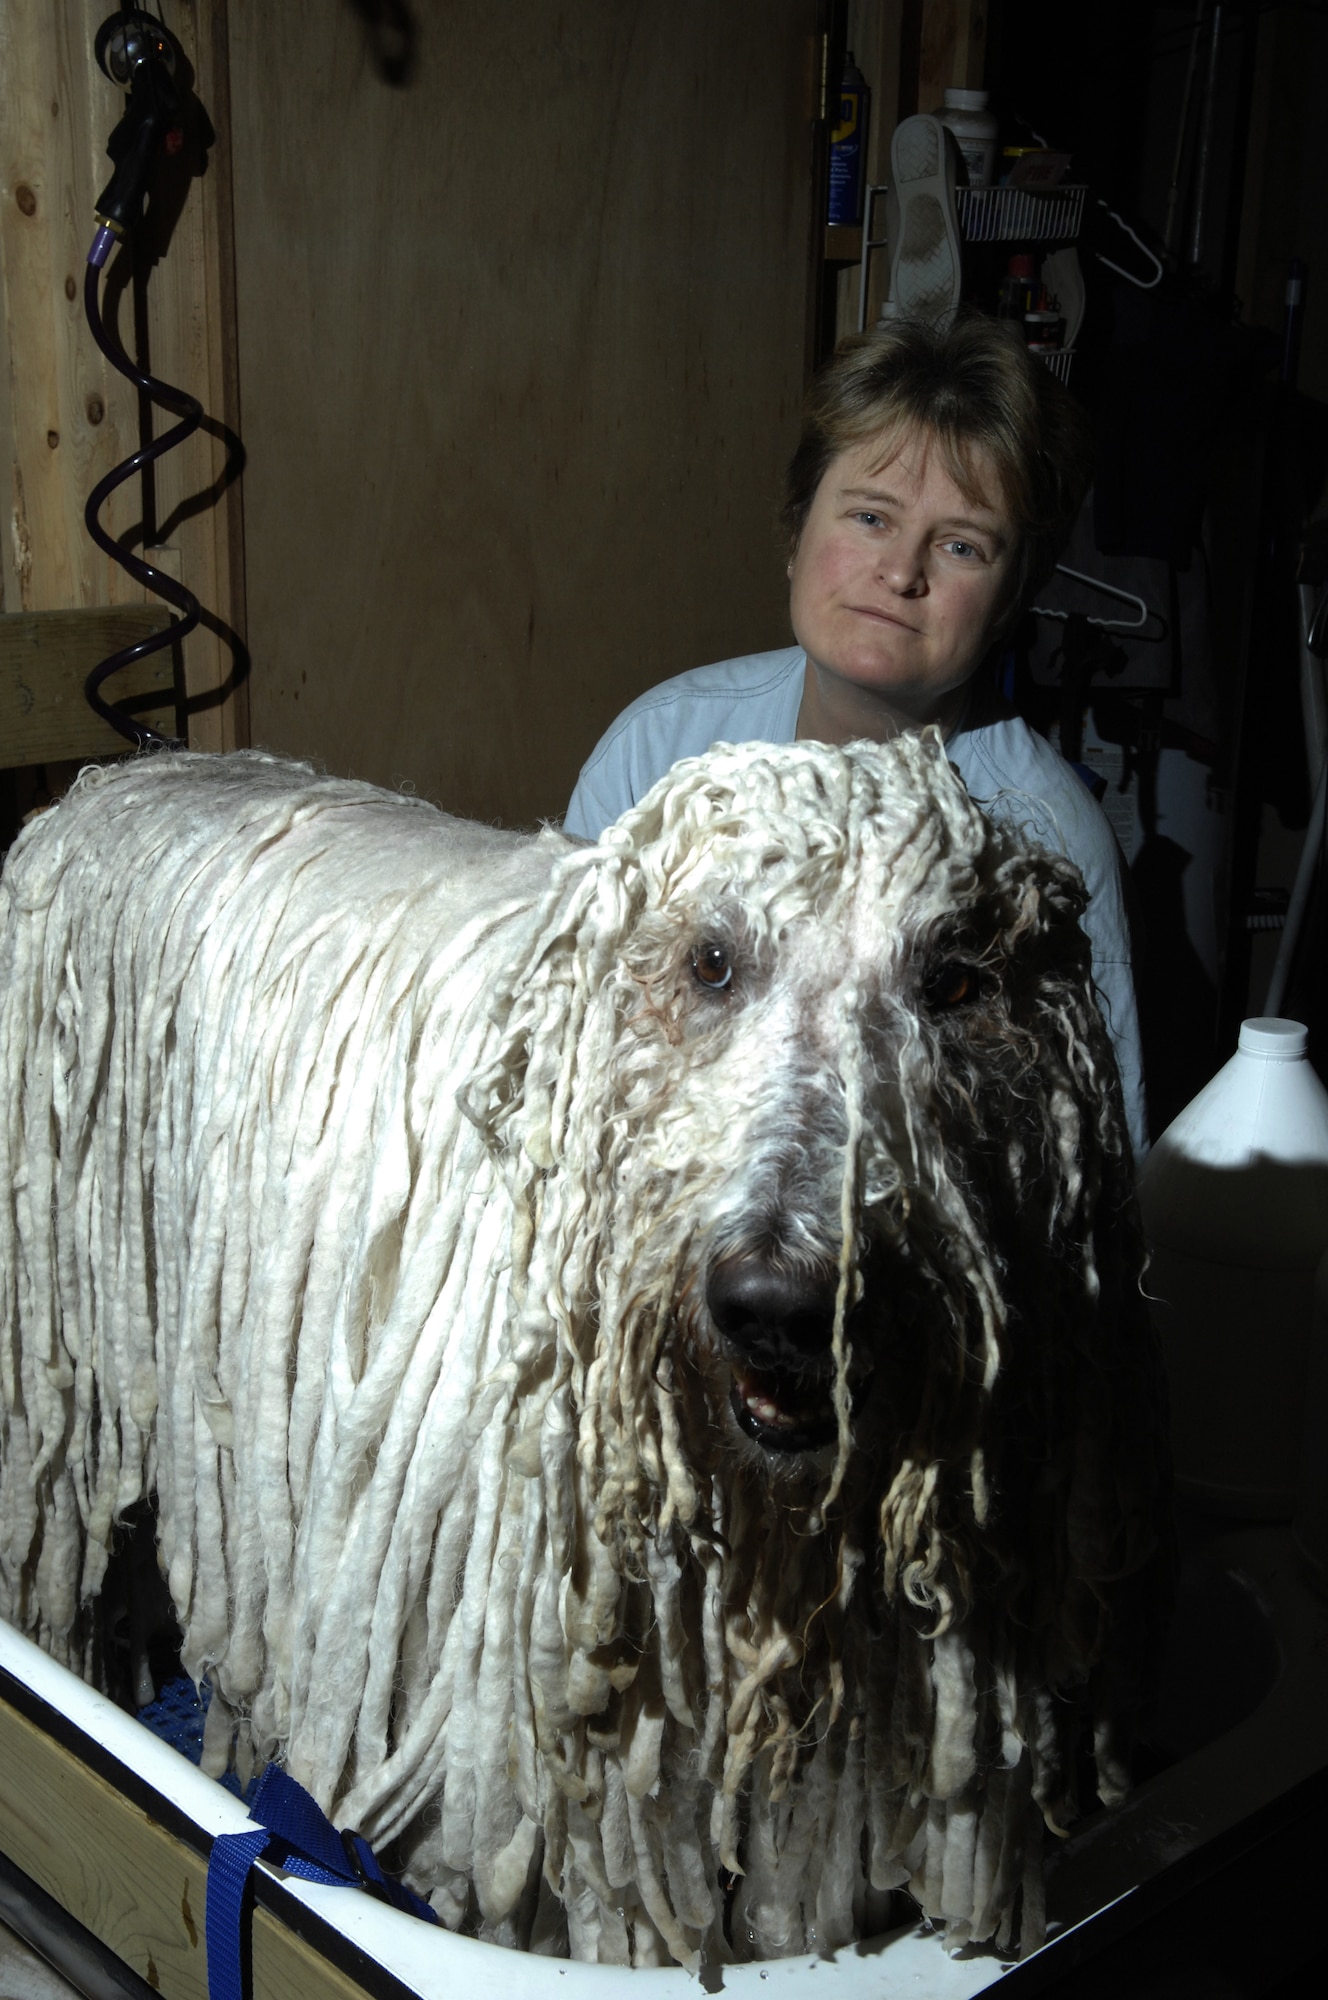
[1031,564,1154,632]
[1095,199,1164,290]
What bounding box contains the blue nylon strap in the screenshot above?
[250,1765,351,1877]
[205,1765,437,1999]
[205,1826,271,2000]
[343,1831,440,1923]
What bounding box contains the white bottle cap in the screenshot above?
[1239,1016,1309,1058]
[942,88,989,110]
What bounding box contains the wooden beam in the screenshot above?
[0,1684,409,2000]
[0,1685,212,2000]
[0,1,143,615]
[1,604,176,766]
[917,0,988,113]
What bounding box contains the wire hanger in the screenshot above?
[1030,564,1156,632]
[1095,199,1164,290]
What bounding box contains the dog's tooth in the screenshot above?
[745,1390,795,1427]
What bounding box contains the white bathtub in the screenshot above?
[1,1511,1324,2000]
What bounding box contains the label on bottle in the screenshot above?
[828,86,868,225]
[956,137,994,187]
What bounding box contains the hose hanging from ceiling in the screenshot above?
[83,8,202,751]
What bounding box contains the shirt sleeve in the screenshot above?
[564,702,679,840]
[564,753,627,842]
[562,650,806,841]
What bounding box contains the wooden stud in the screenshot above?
[0,2,143,614]
[1,604,175,765]
[917,0,988,112]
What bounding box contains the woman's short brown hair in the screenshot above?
[784,314,1094,635]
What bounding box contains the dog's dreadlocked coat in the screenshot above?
[0,739,1169,1968]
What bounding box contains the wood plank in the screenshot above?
[192,0,251,753]
[0,1689,397,2000]
[0,1687,208,2000]
[1,604,176,765]
[825,224,864,263]
[0,2,143,613]
[917,0,987,111]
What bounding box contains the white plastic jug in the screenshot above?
[1137,1017,1328,1518]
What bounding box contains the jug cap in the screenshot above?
[1239,1017,1308,1058]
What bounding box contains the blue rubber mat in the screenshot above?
[137,1675,257,1800]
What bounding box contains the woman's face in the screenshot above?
[788,430,1016,732]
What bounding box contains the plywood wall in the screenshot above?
[228,0,821,827]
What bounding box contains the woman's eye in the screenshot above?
[942,538,980,560]
[692,942,733,991]
[854,510,884,529]
[924,960,981,1010]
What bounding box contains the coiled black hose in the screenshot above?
[83,228,197,750]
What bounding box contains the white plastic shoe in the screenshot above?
[881,114,964,322]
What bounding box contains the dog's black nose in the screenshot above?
[706,1251,841,1364]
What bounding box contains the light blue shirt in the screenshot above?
[565,647,1146,1156]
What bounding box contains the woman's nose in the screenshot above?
[872,544,924,588]
[877,541,927,594]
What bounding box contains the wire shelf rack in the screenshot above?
[1033,347,1075,383]
[854,180,1086,384]
[956,183,1087,245]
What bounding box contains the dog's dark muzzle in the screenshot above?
[706,1249,866,1454]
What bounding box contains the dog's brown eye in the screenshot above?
[692,942,733,991]
[925,960,980,1010]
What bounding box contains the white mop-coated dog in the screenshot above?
[0,740,1169,1968]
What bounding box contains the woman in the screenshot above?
[564,315,1145,1153]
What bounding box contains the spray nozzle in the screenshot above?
[91,11,185,242]
[95,10,177,88]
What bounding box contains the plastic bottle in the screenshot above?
[996,252,1036,321]
[937,88,999,188]
[828,54,870,226]
[1137,1018,1328,1519]
[1293,1245,1328,1592]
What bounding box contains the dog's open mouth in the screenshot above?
[729,1363,841,1452]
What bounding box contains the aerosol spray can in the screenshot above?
[828,53,870,226]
